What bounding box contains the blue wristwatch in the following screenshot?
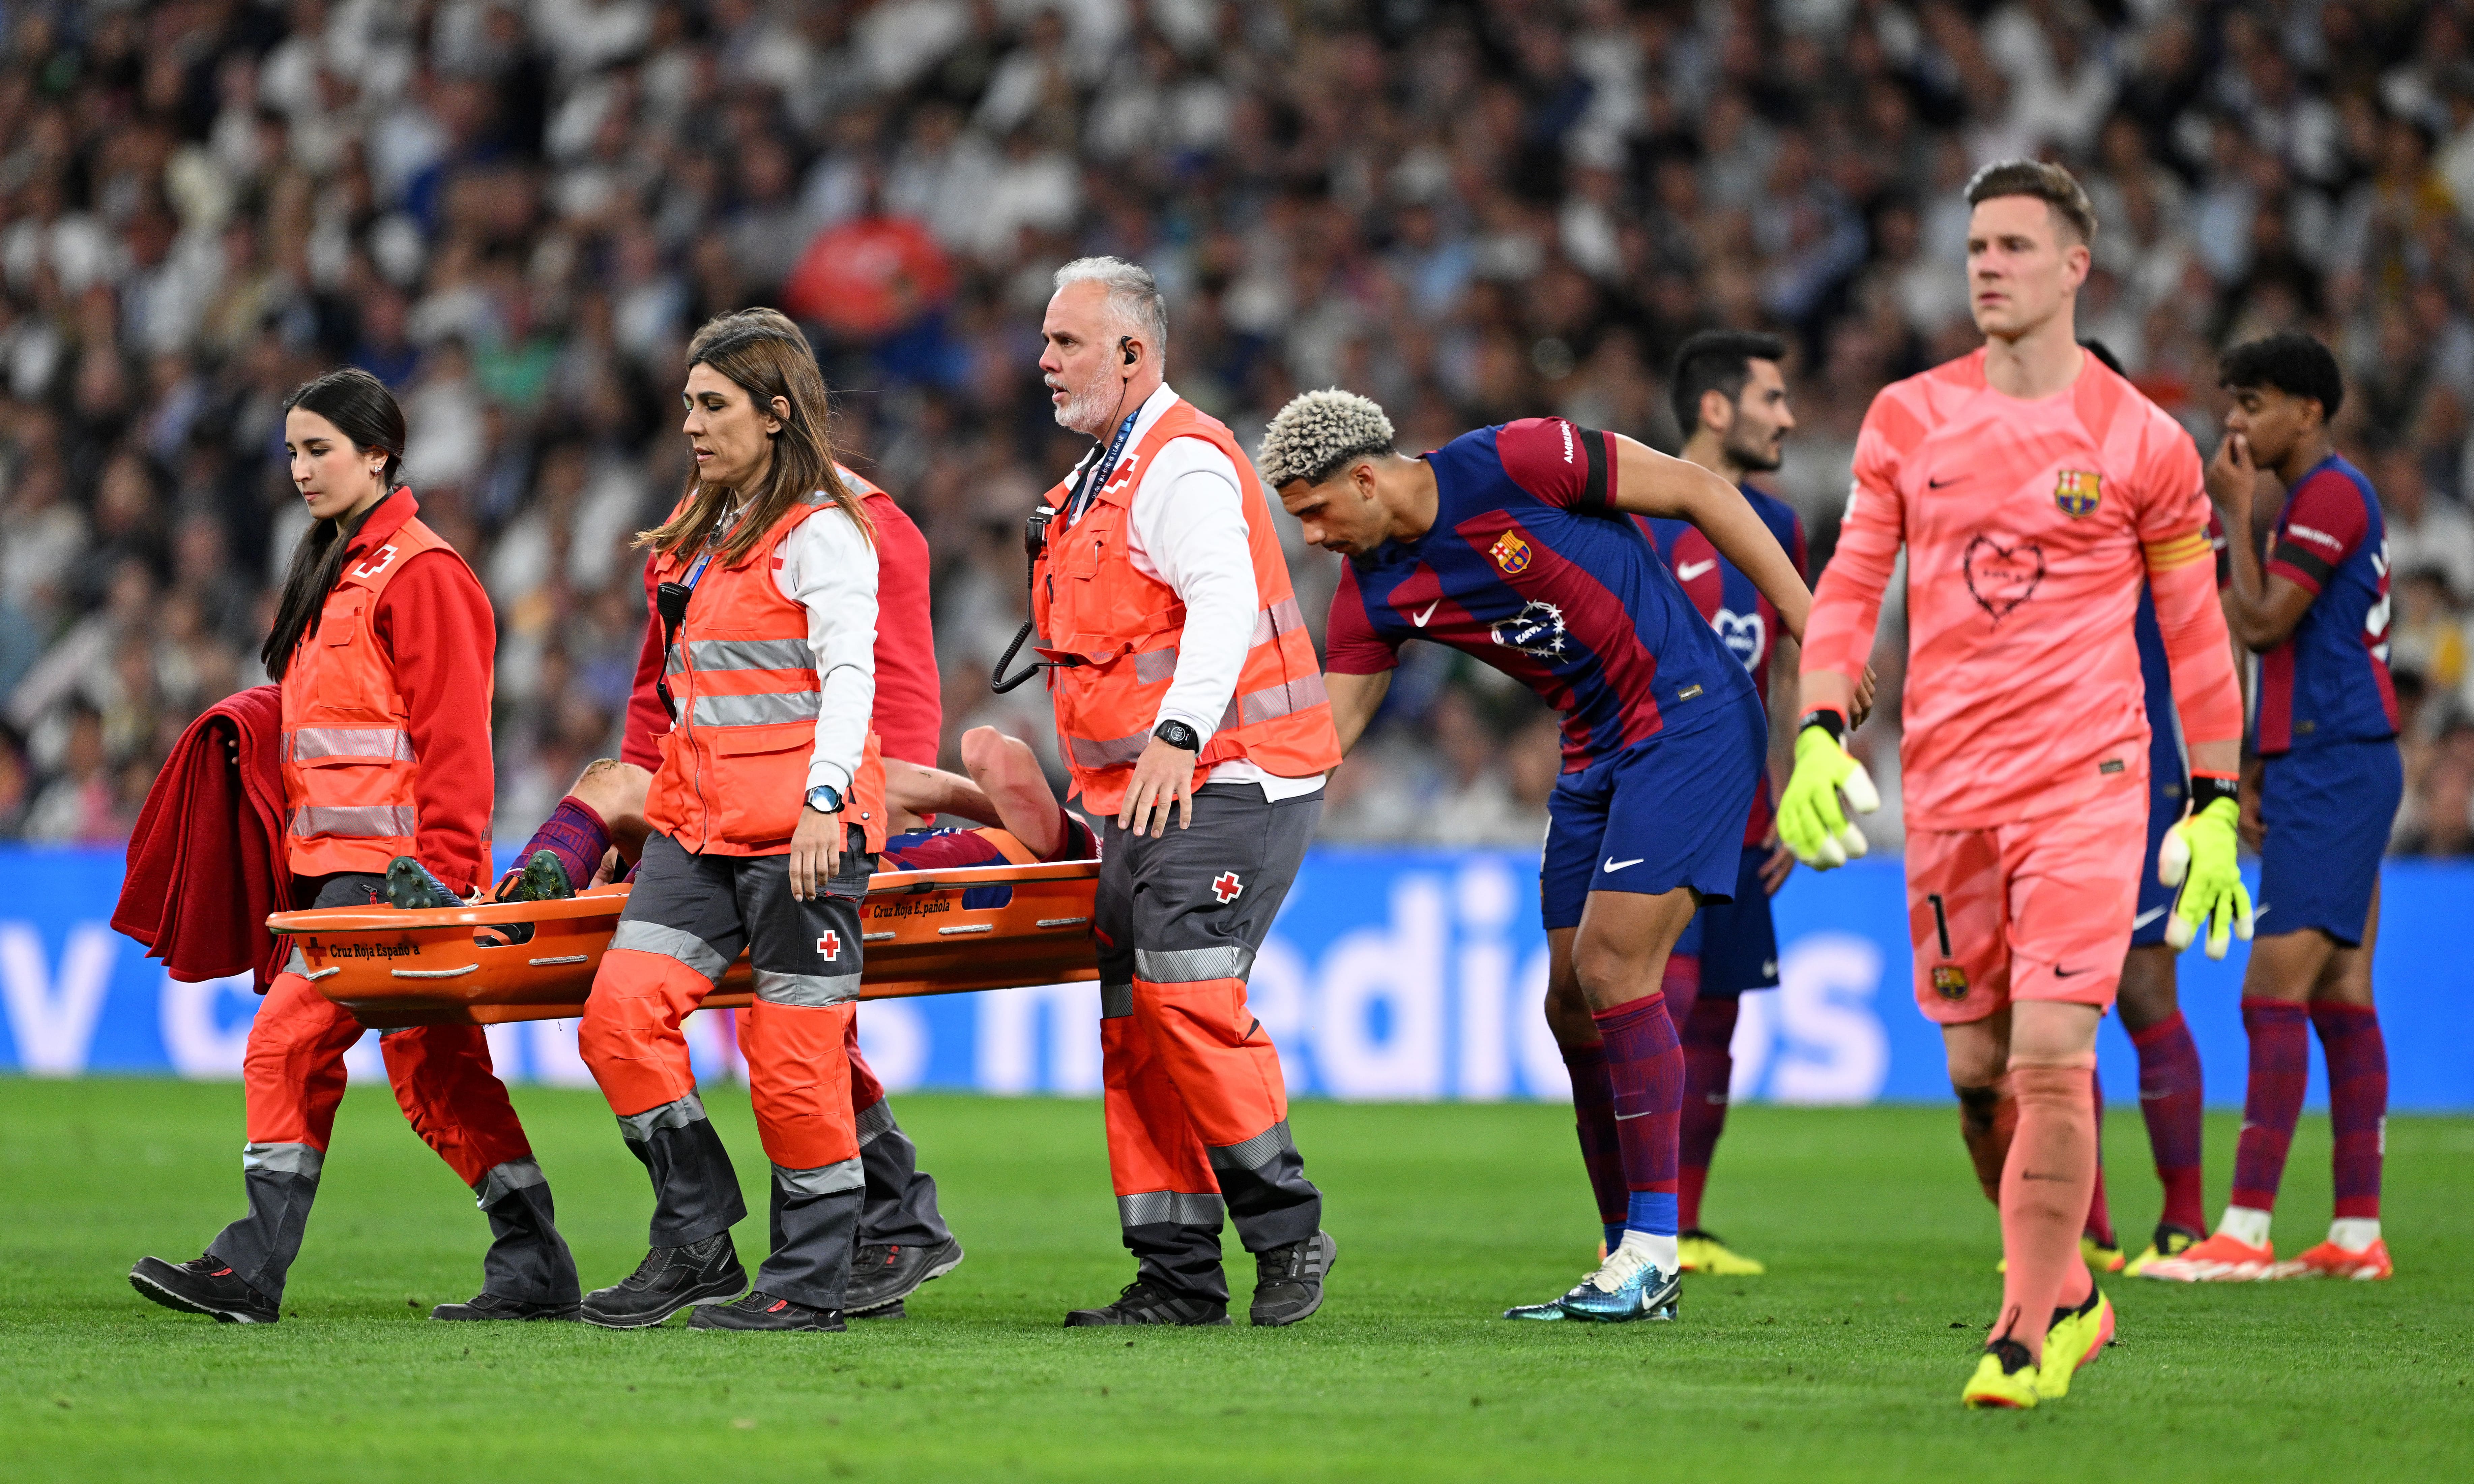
[804,784,844,815]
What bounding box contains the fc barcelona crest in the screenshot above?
[1489,531,1533,574]
[2053,470,2102,518]
[1931,964,1970,1001]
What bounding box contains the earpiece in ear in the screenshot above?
[1121,337,1137,368]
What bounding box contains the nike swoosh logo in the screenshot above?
[1676,559,1717,581]
[1928,475,1966,488]
[1613,1110,1650,1121]
[1411,600,1439,627]
[2132,906,2167,929]
[1603,857,1645,872]
[2054,965,2090,978]
[2021,1170,2072,1182]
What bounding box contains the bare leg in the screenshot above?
[959,726,1064,859]
[569,760,651,875]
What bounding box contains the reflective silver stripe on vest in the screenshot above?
[609,920,733,981]
[752,969,863,1008]
[473,1158,547,1207]
[1134,944,1256,985]
[291,804,417,839]
[1221,670,1330,732]
[855,1096,897,1146]
[616,1092,709,1143]
[1133,647,1179,685]
[291,726,414,762]
[1247,595,1307,648]
[1100,981,1134,1019]
[687,637,815,675]
[692,690,822,728]
[774,1156,865,1197]
[243,1141,323,1179]
[1206,1118,1293,1175]
[1117,1190,1226,1229]
[1069,728,1154,770]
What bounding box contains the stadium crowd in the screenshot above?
[1,0,2472,856]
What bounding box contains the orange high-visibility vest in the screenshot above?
[1031,398,1341,814]
[280,511,481,879]
[643,492,889,856]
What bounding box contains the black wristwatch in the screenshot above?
[1153,720,1200,752]
[804,784,844,815]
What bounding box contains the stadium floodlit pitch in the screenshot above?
[2,1078,2466,1482]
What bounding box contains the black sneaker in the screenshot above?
[1248,1229,1336,1327]
[499,849,577,902]
[688,1290,846,1332]
[432,1292,582,1321]
[580,1234,746,1329]
[130,1254,280,1324]
[386,856,463,909]
[845,1234,965,1315]
[1063,1279,1231,1327]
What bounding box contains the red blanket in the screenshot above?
[113,685,292,992]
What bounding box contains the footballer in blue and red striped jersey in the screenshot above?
[1321,417,1766,925]
[2175,331,2400,1283]
[1271,388,1814,1321]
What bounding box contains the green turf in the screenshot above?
[1,1078,2467,1482]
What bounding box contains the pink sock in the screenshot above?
[1997,1065,2097,1363]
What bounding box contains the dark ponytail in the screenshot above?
[261,368,408,680]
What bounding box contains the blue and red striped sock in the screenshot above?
[2230,999,2311,1213]
[521,795,611,892]
[2130,1010,2206,1231]
[1592,991,1681,1243]
[2309,1001,2386,1220]
[1560,1042,1628,1253]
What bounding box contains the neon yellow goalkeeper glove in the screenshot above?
[2157,793,2252,960]
[1777,715,1878,869]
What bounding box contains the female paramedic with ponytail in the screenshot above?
[576,309,888,1333]
[129,367,581,1324]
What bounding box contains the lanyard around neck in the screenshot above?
[1064,406,1144,526]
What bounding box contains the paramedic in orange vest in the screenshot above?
[129,367,580,1325]
[576,309,889,1333]
[1032,259,1342,1328]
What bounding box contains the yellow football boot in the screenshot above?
[1961,1341,2041,1409]
[1677,1228,1766,1276]
[2123,1224,2204,1278]
[2036,1288,2115,1400]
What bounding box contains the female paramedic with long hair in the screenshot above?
[129,366,581,1324]
[577,308,888,1333]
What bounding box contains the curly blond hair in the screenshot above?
[1258,388,1397,489]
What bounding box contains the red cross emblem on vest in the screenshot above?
[1211,871,1244,904]
[816,931,841,960]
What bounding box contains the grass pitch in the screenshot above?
[2,1077,2467,1482]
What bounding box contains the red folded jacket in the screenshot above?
[113,684,292,992]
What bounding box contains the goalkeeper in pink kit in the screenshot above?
[1781,161,2250,1409]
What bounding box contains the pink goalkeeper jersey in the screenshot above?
[1805,348,2217,830]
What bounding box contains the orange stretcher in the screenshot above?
[270,860,1101,1029]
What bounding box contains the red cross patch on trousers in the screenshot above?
[1211,871,1244,904]
[817,931,841,959]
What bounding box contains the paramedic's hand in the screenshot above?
[1119,737,1197,839]
[790,804,843,900]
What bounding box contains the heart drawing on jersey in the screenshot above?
[1714,608,1764,671]
[1961,534,2046,622]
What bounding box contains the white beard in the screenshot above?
[1052,376,1122,436]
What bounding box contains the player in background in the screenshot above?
[1781,160,2248,1407]
[2144,333,2401,1283]
[1264,388,1813,1323]
[1644,330,1811,1277]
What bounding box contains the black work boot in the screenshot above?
[499,849,576,902]
[433,1292,581,1321]
[688,1290,847,1332]
[385,856,462,909]
[1248,1229,1336,1326]
[130,1254,281,1324]
[1063,1279,1232,1327]
[580,1233,746,1329]
[845,1234,965,1316]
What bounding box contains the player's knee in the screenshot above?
[570,759,651,818]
